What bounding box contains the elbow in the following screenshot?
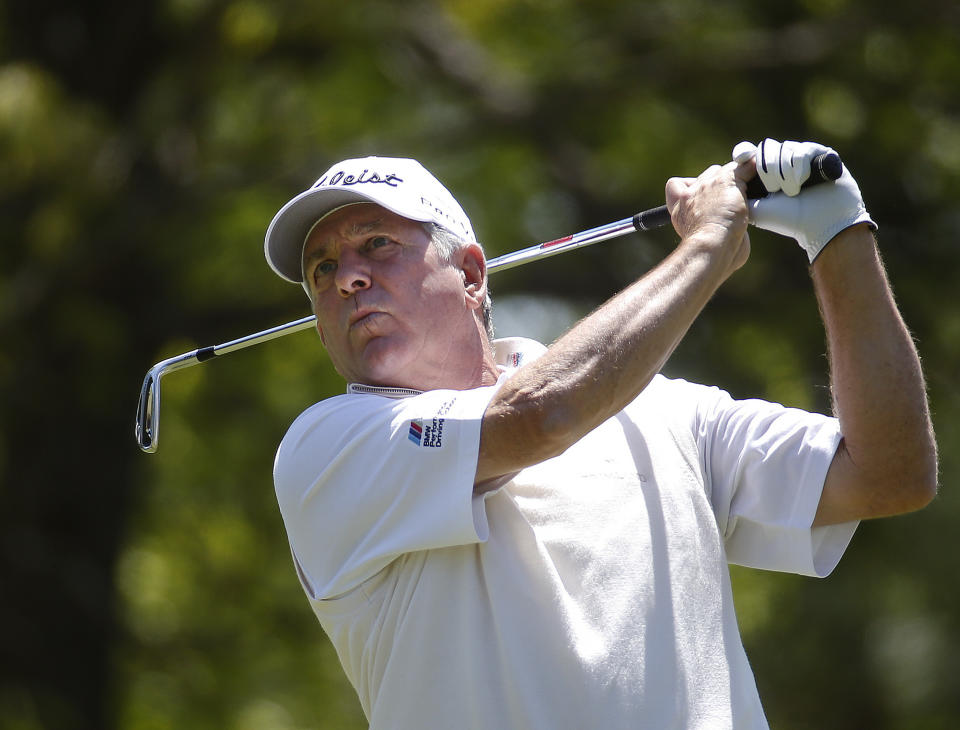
[902,413,941,511]
[910,431,940,510]
[873,415,940,515]
[906,454,939,512]
[882,446,939,515]
[896,476,938,514]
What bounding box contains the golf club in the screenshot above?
[135,152,841,453]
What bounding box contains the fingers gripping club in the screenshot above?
[735,139,874,262]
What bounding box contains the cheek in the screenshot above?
[312,295,339,345]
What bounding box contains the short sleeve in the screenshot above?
[689,382,858,577]
[273,386,497,600]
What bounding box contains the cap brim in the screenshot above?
[264,187,432,283]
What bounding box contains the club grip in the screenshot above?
[744,151,842,199]
[633,151,843,233]
[633,205,672,231]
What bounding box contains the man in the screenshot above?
[263,141,937,728]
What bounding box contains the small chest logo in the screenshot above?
[408,418,445,448]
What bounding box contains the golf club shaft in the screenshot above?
[134,151,843,452]
[133,209,661,453]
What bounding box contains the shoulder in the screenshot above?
[279,393,381,449]
[274,393,397,483]
[277,390,416,455]
[634,374,730,416]
[287,391,390,431]
[275,385,498,476]
[642,373,712,399]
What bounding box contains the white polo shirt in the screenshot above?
[273,338,857,729]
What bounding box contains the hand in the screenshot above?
[665,161,751,275]
[732,139,877,263]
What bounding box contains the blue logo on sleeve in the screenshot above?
[406,399,455,449]
[407,418,444,448]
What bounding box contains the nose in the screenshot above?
[335,249,372,297]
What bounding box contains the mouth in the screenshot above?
[348,309,385,331]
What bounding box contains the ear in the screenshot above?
[459,243,488,310]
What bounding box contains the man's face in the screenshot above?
[302,203,486,390]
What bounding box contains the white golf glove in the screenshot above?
[732,138,877,263]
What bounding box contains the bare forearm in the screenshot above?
[477,236,732,483]
[813,225,937,522]
[476,161,752,485]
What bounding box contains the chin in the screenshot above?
[353,341,422,389]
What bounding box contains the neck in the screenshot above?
[355,329,499,393]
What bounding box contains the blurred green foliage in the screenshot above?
[1,0,958,728]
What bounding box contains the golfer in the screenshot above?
[263,139,937,728]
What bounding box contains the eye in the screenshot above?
[312,260,337,287]
[368,235,391,250]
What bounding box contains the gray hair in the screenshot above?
[425,223,495,341]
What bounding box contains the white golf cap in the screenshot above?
[264,156,477,283]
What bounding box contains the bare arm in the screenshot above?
[812,226,938,525]
[476,162,751,487]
